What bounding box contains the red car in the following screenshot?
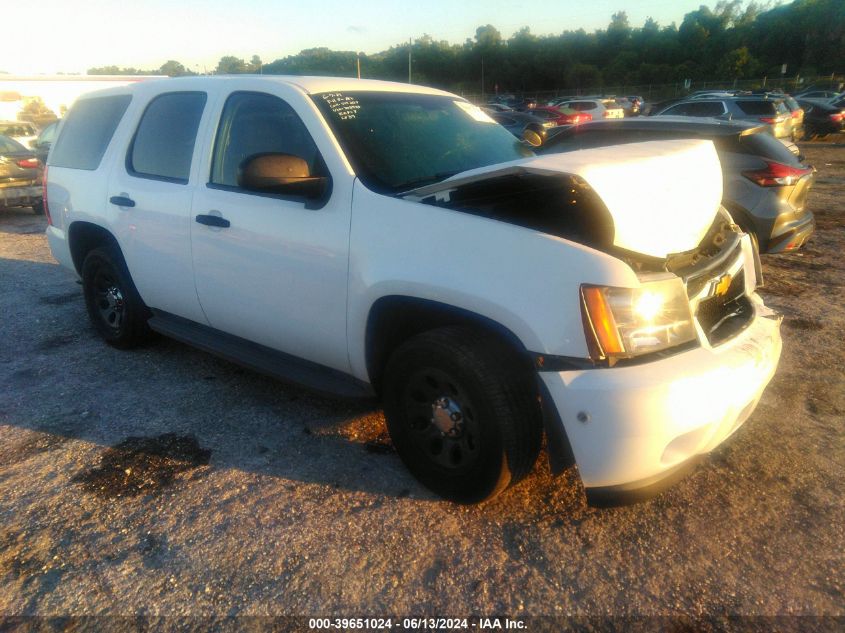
[529,106,592,126]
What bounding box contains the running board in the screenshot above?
[147,311,375,400]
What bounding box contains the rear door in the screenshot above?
[108,90,211,323]
[189,83,353,373]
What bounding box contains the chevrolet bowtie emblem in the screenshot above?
[714,273,733,297]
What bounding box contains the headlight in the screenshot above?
[581,276,697,361]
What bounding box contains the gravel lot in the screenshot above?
[0,143,843,624]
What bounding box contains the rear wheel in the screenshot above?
[382,327,542,503]
[82,246,151,349]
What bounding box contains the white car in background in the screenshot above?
[0,121,38,149]
[549,98,625,119]
[44,76,782,506]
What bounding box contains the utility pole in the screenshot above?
[408,38,412,83]
[481,57,484,102]
[357,52,361,79]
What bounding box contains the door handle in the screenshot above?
[109,195,135,208]
[195,214,230,228]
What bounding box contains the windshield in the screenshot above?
[312,91,532,194]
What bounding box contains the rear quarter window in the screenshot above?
[736,100,777,116]
[49,95,132,170]
[492,115,516,126]
[736,131,801,164]
[128,91,207,183]
[0,136,24,152]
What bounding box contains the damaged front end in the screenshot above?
[402,140,764,363]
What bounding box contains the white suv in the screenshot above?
[44,76,782,505]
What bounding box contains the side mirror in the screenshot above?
[238,153,329,200]
[522,123,546,148]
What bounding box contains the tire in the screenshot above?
[382,326,542,503]
[81,246,151,349]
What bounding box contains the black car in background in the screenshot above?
[0,135,43,214]
[539,117,815,253]
[797,100,845,138]
[481,108,549,140]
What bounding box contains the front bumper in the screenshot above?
[0,184,41,208]
[539,295,782,504]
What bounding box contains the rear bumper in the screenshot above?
[767,211,816,253]
[539,296,782,504]
[0,184,41,207]
[46,225,76,273]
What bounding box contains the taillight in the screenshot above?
[42,166,52,226]
[16,157,40,169]
[791,109,801,119]
[759,117,778,124]
[831,112,844,122]
[743,161,812,187]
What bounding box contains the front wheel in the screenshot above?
[382,327,542,503]
[81,246,151,349]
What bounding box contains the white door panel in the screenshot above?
[189,86,352,373]
[109,90,213,324]
[190,185,352,372]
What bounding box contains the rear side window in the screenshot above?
[531,110,556,120]
[0,136,25,152]
[738,131,801,164]
[492,115,516,126]
[128,92,207,183]
[665,101,725,117]
[736,100,776,116]
[49,95,131,170]
[38,121,58,145]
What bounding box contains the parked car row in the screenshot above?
[648,94,798,140]
[644,88,845,141]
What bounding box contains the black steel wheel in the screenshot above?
[383,326,542,503]
[82,245,151,348]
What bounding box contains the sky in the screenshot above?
[4,0,712,75]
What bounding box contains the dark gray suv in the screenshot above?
[539,117,815,253]
[650,97,793,139]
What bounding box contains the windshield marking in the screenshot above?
[321,92,361,120]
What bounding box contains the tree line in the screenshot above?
[88,0,844,93]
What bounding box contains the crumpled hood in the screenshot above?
[406,139,723,259]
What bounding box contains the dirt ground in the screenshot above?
[0,143,843,625]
